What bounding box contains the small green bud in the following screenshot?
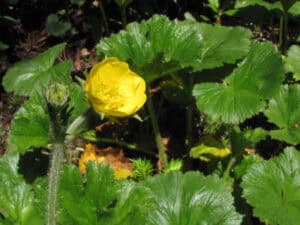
[46,83,69,107]
[131,158,153,181]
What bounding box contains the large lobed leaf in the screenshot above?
[143,171,242,225]
[265,85,300,145]
[0,152,43,225]
[193,41,284,124]
[97,15,251,82]
[2,43,66,96]
[241,147,300,225]
[58,162,152,225]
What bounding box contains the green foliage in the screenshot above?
[46,14,71,37]
[193,41,284,124]
[2,43,66,96]
[3,44,88,154]
[241,147,300,225]
[235,0,300,13]
[70,0,85,6]
[7,90,49,153]
[163,159,183,172]
[97,15,251,82]
[190,135,231,161]
[131,158,153,181]
[114,0,133,8]
[286,45,300,80]
[233,153,263,179]
[265,85,300,145]
[143,171,242,225]
[0,152,43,225]
[0,41,9,51]
[58,162,152,225]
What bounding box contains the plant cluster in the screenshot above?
[0,0,300,225]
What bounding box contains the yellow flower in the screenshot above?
[78,144,133,179]
[84,57,147,117]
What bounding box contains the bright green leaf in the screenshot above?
[2,43,66,96]
[241,147,300,225]
[193,41,284,124]
[97,15,251,82]
[0,152,43,225]
[190,135,231,161]
[7,90,49,154]
[286,45,300,80]
[58,162,152,225]
[143,171,242,225]
[265,85,300,145]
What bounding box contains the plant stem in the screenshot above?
[99,0,109,34]
[146,87,168,169]
[185,75,195,150]
[223,156,236,179]
[47,143,64,225]
[81,134,156,156]
[120,6,127,28]
[279,11,288,53]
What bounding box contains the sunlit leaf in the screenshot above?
[265,85,300,145]
[143,171,242,225]
[193,42,284,124]
[2,43,67,96]
[97,15,251,82]
[241,147,300,225]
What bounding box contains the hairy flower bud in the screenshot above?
[46,83,69,107]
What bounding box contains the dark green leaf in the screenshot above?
[2,43,66,96]
[241,147,300,225]
[193,42,284,124]
[265,85,300,145]
[46,14,71,37]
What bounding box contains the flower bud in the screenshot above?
[46,83,69,107]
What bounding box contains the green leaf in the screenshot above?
[241,147,300,225]
[2,43,66,96]
[97,15,251,82]
[287,1,300,14]
[70,0,85,6]
[286,45,300,80]
[58,162,152,225]
[193,41,284,124]
[235,0,283,11]
[7,90,49,154]
[0,41,9,51]
[68,83,89,122]
[233,153,263,179]
[114,0,133,8]
[46,14,71,37]
[0,152,43,225]
[190,135,231,161]
[265,85,300,145]
[143,171,242,225]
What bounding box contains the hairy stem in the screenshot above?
[146,87,168,169]
[47,143,64,225]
